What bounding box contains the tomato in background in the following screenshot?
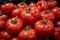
[54,27,60,40]
[40,10,55,22]
[29,2,36,7]
[1,3,15,14]
[0,31,12,40]
[47,0,57,9]
[11,37,19,40]
[51,7,60,20]
[56,21,60,27]
[0,19,5,31]
[37,1,48,11]
[0,10,8,21]
[6,18,24,34]
[20,6,41,24]
[34,19,54,37]
[17,2,28,9]
[18,26,37,40]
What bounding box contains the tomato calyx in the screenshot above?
[26,8,31,13]
[45,10,49,14]
[48,0,53,2]
[41,19,47,24]
[12,18,17,24]
[0,11,3,16]
[24,26,30,30]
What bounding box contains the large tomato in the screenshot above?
[0,31,12,40]
[17,2,27,9]
[20,6,41,24]
[56,21,60,27]
[5,17,24,34]
[18,26,37,40]
[0,19,5,31]
[47,0,57,9]
[34,19,54,37]
[37,1,48,11]
[54,27,60,40]
[1,3,15,14]
[40,10,55,22]
[0,10,8,20]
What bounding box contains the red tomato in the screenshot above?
[0,31,12,40]
[1,3,15,14]
[11,37,19,40]
[47,0,57,9]
[56,21,60,27]
[18,26,37,40]
[40,10,55,22]
[37,1,48,11]
[20,6,41,24]
[0,19,5,31]
[17,2,27,8]
[0,10,8,20]
[6,18,24,34]
[51,7,60,20]
[12,8,20,17]
[29,2,36,7]
[34,19,54,37]
[54,27,60,40]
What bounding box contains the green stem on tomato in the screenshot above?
[42,19,47,25]
[45,10,50,14]
[24,26,30,30]
[12,18,17,24]
[26,8,30,13]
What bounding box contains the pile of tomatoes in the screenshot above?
[0,0,60,40]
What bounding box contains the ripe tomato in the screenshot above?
[47,0,57,9]
[54,27,60,40]
[20,6,41,24]
[1,3,15,14]
[34,19,54,37]
[11,37,19,40]
[18,26,37,40]
[37,1,48,11]
[0,31,12,40]
[6,17,24,34]
[29,2,36,7]
[40,10,55,22]
[56,21,60,27]
[51,7,60,20]
[17,2,27,8]
[0,19,5,31]
[0,10,8,20]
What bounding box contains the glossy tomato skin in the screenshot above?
[20,6,41,24]
[17,3,27,8]
[47,0,57,9]
[51,7,60,20]
[56,21,60,27]
[1,3,15,14]
[11,37,19,40]
[0,31,12,40]
[37,1,48,11]
[18,28,37,40]
[0,19,5,31]
[12,8,20,17]
[34,19,54,37]
[40,10,55,22]
[54,27,60,40]
[29,2,36,7]
[6,18,24,34]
